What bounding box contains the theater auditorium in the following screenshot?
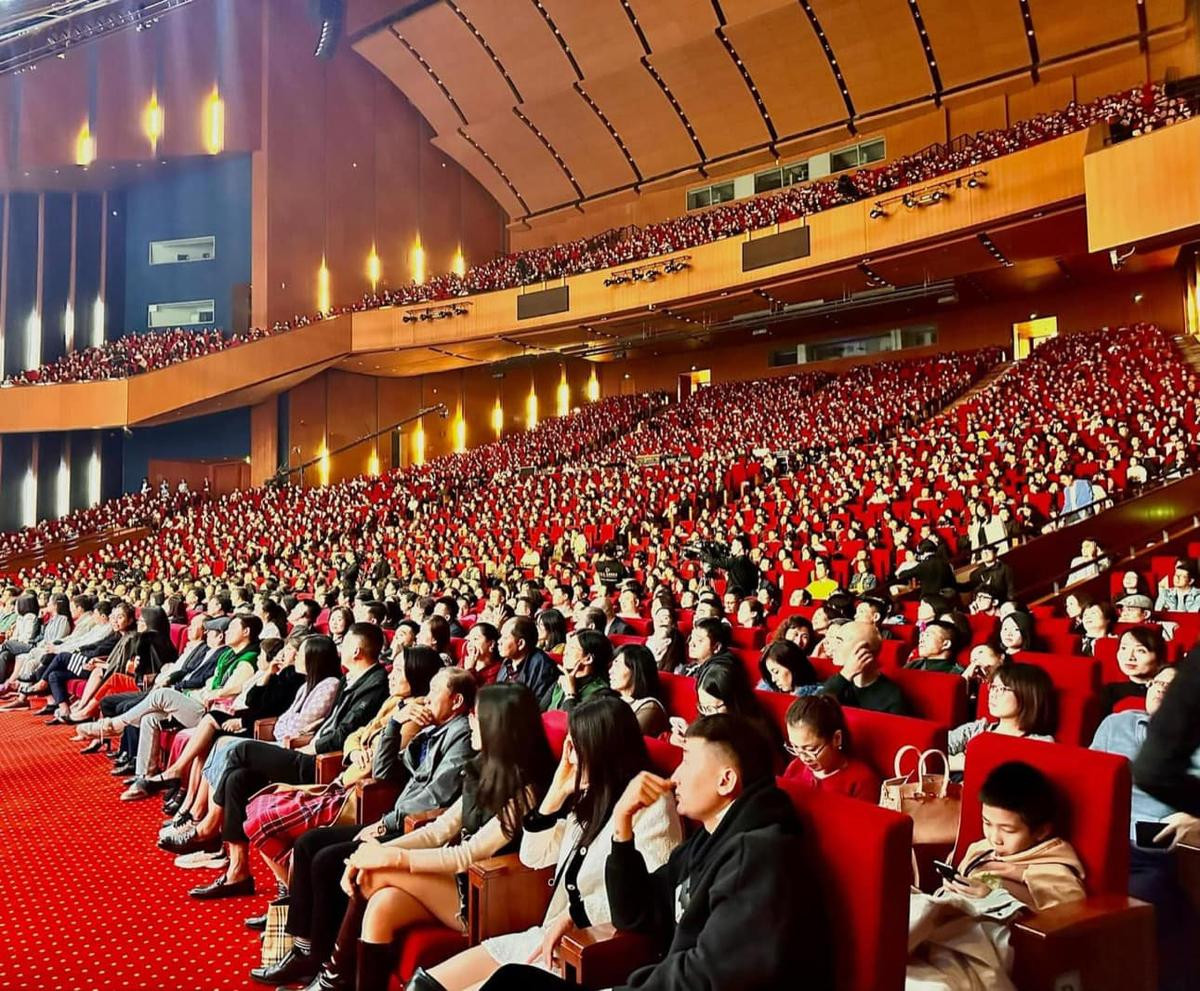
[0,2,1199,990]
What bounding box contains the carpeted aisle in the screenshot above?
[0,711,272,991]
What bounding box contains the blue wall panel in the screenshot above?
[122,155,252,334]
[41,193,71,365]
[121,406,251,493]
[74,193,103,349]
[4,193,38,376]
[104,190,126,342]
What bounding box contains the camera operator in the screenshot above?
[688,535,758,598]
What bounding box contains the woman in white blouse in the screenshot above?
[324,683,556,991]
[415,695,683,991]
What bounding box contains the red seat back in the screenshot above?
[608,634,647,648]
[778,778,911,991]
[730,625,766,650]
[887,668,968,728]
[731,646,761,687]
[658,670,698,721]
[1011,651,1101,693]
[958,735,1130,896]
[876,639,908,669]
[975,680,1101,747]
[169,623,188,653]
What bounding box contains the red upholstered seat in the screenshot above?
[658,671,698,722]
[975,679,1102,747]
[756,687,947,780]
[776,778,912,991]
[887,668,968,728]
[958,735,1130,897]
[169,623,188,653]
[729,625,766,650]
[876,639,908,669]
[608,634,647,648]
[390,928,468,988]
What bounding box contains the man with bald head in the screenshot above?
[821,619,910,715]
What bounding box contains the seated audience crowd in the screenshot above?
[0,316,1199,990]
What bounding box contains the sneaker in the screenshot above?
[174,849,230,870]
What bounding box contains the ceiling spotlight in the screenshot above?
[966,176,981,189]
[902,194,916,209]
[869,205,886,219]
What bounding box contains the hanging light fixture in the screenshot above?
[75,121,96,166]
[491,395,503,438]
[556,369,570,417]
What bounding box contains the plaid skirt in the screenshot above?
[245,783,352,866]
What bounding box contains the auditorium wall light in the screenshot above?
[411,235,426,285]
[88,444,101,506]
[25,309,41,371]
[143,91,163,153]
[491,397,504,438]
[75,121,96,166]
[366,246,381,292]
[317,258,331,314]
[586,366,600,402]
[92,297,105,347]
[21,465,36,528]
[870,170,987,219]
[556,372,570,417]
[412,421,426,465]
[56,456,70,519]
[451,246,466,278]
[367,448,380,477]
[317,442,331,486]
[204,85,224,155]
[63,302,74,352]
[453,405,467,453]
[525,386,538,431]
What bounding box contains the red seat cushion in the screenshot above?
[391,926,468,987]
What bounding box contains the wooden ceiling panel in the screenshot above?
[770,268,873,303]
[916,0,1031,91]
[463,114,580,213]
[351,32,465,134]
[584,65,701,179]
[1145,0,1187,30]
[454,0,578,104]
[1025,0,1140,62]
[521,88,639,197]
[984,209,1090,262]
[648,34,771,158]
[430,132,527,217]
[808,0,935,113]
[723,5,848,138]
[625,0,718,51]
[539,0,647,78]
[401,3,514,124]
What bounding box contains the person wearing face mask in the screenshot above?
[783,694,880,800]
[542,629,613,712]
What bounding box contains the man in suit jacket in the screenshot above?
[476,714,831,991]
[254,667,478,987]
[495,615,558,699]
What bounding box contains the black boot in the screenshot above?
[301,894,365,991]
[249,946,317,986]
[361,941,402,991]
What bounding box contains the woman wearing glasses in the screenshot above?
[946,663,1055,772]
[668,662,783,766]
[782,695,881,801]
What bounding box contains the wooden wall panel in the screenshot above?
[1085,115,1200,252]
[539,0,646,79]
[287,373,328,488]
[454,0,577,104]
[249,396,278,485]
[326,370,378,481]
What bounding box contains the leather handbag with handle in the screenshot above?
[879,744,962,846]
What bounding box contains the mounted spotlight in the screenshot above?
[310,0,345,60]
[966,176,981,189]
[902,193,916,210]
[869,205,886,219]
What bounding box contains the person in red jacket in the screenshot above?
[783,694,881,802]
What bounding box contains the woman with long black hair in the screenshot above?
[411,695,682,991]
[300,683,556,991]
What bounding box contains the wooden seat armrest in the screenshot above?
[404,808,445,832]
[559,924,662,990]
[314,752,343,784]
[286,733,313,750]
[253,717,278,741]
[358,778,403,825]
[467,853,555,944]
[1011,895,1155,991]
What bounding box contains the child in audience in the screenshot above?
[783,694,881,801]
[945,760,1085,911]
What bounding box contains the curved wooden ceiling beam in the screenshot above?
[795,0,857,130]
[711,0,779,144]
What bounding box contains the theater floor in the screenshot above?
[0,712,270,991]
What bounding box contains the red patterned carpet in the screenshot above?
[0,710,271,991]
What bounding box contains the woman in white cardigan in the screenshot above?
[412,695,683,991]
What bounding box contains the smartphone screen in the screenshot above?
[933,859,964,883]
[1135,820,1172,850]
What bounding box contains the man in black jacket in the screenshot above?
[474,714,831,991]
[695,537,758,598]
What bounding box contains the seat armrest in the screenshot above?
[358,778,403,825]
[314,752,342,784]
[1011,895,1155,991]
[467,853,554,944]
[254,717,278,741]
[559,924,662,990]
[404,808,445,832]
